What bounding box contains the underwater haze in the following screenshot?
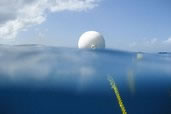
[0,45,170,114]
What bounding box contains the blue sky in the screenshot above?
[0,0,171,52]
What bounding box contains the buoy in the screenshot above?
[78,31,105,49]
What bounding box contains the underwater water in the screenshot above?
[0,45,170,114]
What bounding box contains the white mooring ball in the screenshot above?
[78,31,105,49]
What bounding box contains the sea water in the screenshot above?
[0,45,170,114]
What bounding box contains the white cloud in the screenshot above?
[0,0,99,39]
[147,38,158,45]
[128,41,137,48]
[162,37,171,44]
[128,37,171,52]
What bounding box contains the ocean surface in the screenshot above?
[0,44,170,114]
